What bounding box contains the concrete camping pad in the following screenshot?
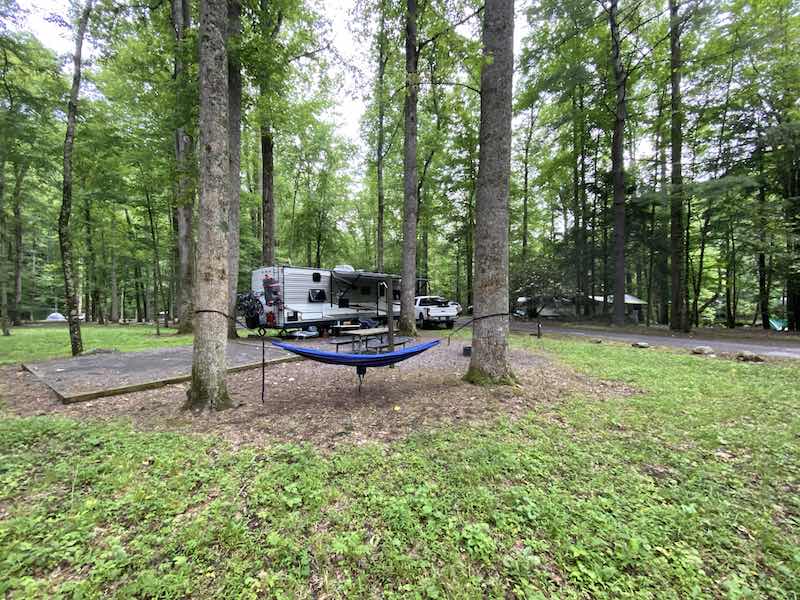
[22,341,298,403]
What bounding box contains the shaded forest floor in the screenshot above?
[0,336,798,598]
[0,339,630,449]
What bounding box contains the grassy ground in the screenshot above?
[0,325,193,365]
[537,320,800,343]
[0,336,798,598]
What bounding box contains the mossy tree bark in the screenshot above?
[186,0,232,411]
[465,0,514,385]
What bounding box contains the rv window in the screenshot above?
[312,272,321,282]
[393,289,401,300]
[361,286,371,295]
[308,289,326,302]
[379,286,385,297]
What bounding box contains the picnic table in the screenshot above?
[328,327,414,353]
[344,327,389,352]
[331,323,361,336]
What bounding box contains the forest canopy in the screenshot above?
[1,0,799,334]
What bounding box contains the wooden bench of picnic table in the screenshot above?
[365,336,414,352]
[327,336,359,352]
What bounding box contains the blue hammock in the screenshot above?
[272,339,440,391]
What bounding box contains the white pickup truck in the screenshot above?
[415,296,458,329]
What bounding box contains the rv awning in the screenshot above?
[590,294,648,305]
[331,269,400,284]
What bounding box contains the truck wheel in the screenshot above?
[417,313,425,329]
[446,320,454,329]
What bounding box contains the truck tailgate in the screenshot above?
[427,306,457,317]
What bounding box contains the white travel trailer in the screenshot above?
[241,265,401,332]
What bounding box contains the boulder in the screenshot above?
[631,342,650,349]
[736,351,764,363]
[692,346,714,355]
[590,338,603,344]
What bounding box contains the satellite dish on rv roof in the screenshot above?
[334,264,355,272]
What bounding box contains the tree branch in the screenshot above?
[418,5,484,52]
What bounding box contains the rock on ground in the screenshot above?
[631,342,651,349]
[692,346,714,355]
[736,350,765,363]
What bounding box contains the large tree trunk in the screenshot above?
[227,0,241,339]
[608,0,627,326]
[465,0,514,384]
[399,0,419,336]
[187,0,231,411]
[59,0,92,356]
[0,150,8,335]
[172,0,195,335]
[261,124,275,265]
[11,161,27,325]
[669,0,687,332]
[376,0,387,272]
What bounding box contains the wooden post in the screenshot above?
[386,278,395,351]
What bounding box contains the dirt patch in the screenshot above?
[0,339,636,450]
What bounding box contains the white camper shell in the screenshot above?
[250,265,401,331]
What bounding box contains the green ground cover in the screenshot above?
[0,325,193,365]
[0,336,798,598]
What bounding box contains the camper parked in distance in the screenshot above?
[239,265,400,332]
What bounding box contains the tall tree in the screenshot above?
[669,0,687,332]
[0,141,7,335]
[399,0,419,335]
[58,0,92,356]
[606,0,627,326]
[465,0,514,383]
[187,0,231,411]
[172,0,195,334]
[227,0,241,339]
[375,0,388,272]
